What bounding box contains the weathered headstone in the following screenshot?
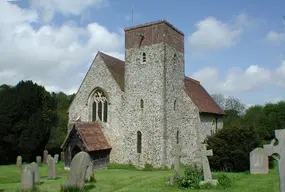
[16,156,22,168]
[54,154,59,163]
[36,156,42,166]
[47,154,52,163]
[21,165,34,190]
[65,151,91,189]
[196,144,217,185]
[85,161,94,182]
[61,152,65,162]
[30,162,40,183]
[264,129,285,192]
[48,157,56,179]
[43,150,48,163]
[250,148,268,174]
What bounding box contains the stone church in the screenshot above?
[61,20,225,169]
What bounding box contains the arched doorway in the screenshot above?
[71,146,81,160]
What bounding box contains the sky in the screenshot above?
[1,0,285,107]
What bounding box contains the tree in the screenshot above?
[211,94,245,114]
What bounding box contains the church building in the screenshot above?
[61,20,225,169]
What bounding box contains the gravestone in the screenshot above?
[85,161,94,182]
[30,162,40,183]
[264,129,285,192]
[36,156,42,166]
[43,150,48,163]
[61,152,65,162]
[65,151,91,189]
[250,148,268,174]
[16,156,22,168]
[168,144,186,185]
[48,157,56,179]
[195,144,217,185]
[21,165,34,190]
[54,154,59,163]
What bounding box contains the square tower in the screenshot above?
[123,20,186,168]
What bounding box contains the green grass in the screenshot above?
[0,162,280,192]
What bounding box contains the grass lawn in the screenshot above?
[0,162,280,192]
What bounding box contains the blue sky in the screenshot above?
[1,0,285,107]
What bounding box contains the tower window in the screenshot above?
[140,99,144,109]
[173,54,177,64]
[91,89,108,123]
[142,52,146,63]
[137,131,142,153]
[174,100,177,110]
[176,130,179,144]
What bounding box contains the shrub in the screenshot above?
[175,164,203,189]
[206,124,262,172]
[217,173,232,189]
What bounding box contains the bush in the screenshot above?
[217,173,232,189]
[206,124,262,172]
[175,164,203,189]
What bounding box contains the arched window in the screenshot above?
[176,130,179,144]
[137,131,142,153]
[91,89,108,122]
[140,99,144,109]
[142,52,146,63]
[174,100,177,110]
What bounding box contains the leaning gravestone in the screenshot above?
[43,150,48,163]
[21,165,34,190]
[61,152,65,162]
[54,154,59,163]
[30,162,40,183]
[16,156,22,168]
[250,148,268,174]
[195,144,217,185]
[65,151,91,189]
[85,161,94,182]
[48,157,56,179]
[264,129,285,192]
[36,156,42,166]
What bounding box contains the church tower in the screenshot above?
[123,20,186,168]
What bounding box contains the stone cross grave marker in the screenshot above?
[264,129,285,192]
[168,144,186,185]
[31,162,40,183]
[48,157,56,179]
[65,151,91,189]
[54,154,59,163]
[36,156,42,166]
[61,152,65,162]
[21,165,34,190]
[195,144,217,185]
[250,148,269,174]
[43,150,48,163]
[16,156,22,168]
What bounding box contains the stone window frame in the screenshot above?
[211,118,218,135]
[140,99,144,109]
[142,52,146,63]
[176,130,179,144]
[88,88,108,123]
[174,100,177,110]
[137,131,142,153]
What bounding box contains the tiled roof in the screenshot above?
[184,77,225,115]
[99,52,125,91]
[99,52,225,115]
[61,122,112,152]
[76,122,112,152]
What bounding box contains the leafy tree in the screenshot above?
[206,123,261,172]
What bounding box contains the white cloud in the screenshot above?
[191,64,274,95]
[188,13,248,55]
[0,1,124,94]
[267,31,285,43]
[29,0,108,22]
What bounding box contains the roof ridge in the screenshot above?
[184,76,200,85]
[98,51,125,63]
